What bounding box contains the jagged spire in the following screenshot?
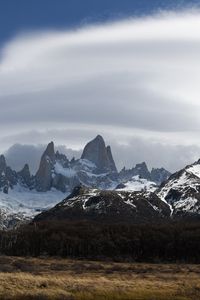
[18,163,30,177]
[35,142,56,191]
[42,141,55,163]
[18,163,32,188]
[81,135,117,173]
[106,145,117,172]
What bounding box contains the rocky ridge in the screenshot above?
[0,135,172,228]
[0,135,169,195]
[34,185,171,223]
[158,160,200,216]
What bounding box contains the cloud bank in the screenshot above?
[4,140,200,175]
[1,9,200,171]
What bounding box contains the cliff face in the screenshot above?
[34,186,171,223]
[35,142,55,192]
[81,135,117,174]
[0,135,171,195]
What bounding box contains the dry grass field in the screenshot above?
[0,257,199,300]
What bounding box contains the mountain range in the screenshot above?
[0,135,170,194]
[2,134,200,228]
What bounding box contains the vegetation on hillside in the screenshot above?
[0,221,200,263]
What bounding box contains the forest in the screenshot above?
[0,220,200,263]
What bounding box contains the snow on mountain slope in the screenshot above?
[0,136,172,228]
[187,164,200,178]
[34,186,171,223]
[0,186,68,229]
[54,162,76,178]
[115,176,157,192]
[157,160,200,215]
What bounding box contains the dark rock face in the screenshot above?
[119,162,171,185]
[151,168,171,184]
[34,186,171,223]
[34,137,118,192]
[0,155,18,192]
[106,145,117,173]
[17,164,33,188]
[55,151,69,168]
[43,141,56,163]
[134,162,151,180]
[157,161,200,215]
[81,135,117,173]
[0,136,171,196]
[35,142,55,191]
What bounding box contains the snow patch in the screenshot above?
[174,198,198,212]
[116,176,157,192]
[0,185,68,219]
[187,164,200,178]
[54,162,76,177]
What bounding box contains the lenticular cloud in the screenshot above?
[0,9,200,157]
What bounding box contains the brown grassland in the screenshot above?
[0,256,199,300]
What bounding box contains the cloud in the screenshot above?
[4,138,200,174]
[110,137,200,172]
[1,9,200,171]
[4,143,82,174]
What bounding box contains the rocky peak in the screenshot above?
[34,185,171,223]
[18,164,32,188]
[151,168,171,185]
[55,151,69,167]
[106,145,117,173]
[42,141,55,163]
[135,162,148,171]
[0,155,18,192]
[19,163,30,176]
[35,142,56,192]
[134,162,151,180]
[119,162,151,183]
[81,135,117,173]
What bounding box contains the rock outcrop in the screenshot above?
[17,164,32,188]
[157,160,200,215]
[81,135,117,173]
[119,162,170,185]
[151,168,171,185]
[0,155,18,193]
[34,186,171,223]
[0,136,171,196]
[35,142,55,191]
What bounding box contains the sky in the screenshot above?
[1,0,200,173]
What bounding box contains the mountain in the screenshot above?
[81,135,117,173]
[0,135,170,195]
[119,162,170,185]
[34,135,169,194]
[33,157,200,225]
[17,164,33,188]
[34,157,200,224]
[0,135,171,228]
[0,155,34,193]
[34,185,171,223]
[151,168,171,185]
[35,141,56,191]
[158,160,200,216]
[34,136,119,193]
[115,175,157,192]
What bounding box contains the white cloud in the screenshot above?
[0,9,200,171]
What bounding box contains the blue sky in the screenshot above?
[1,0,200,46]
[1,0,200,172]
